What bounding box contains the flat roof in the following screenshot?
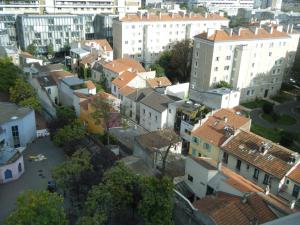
[0,102,32,125]
[0,146,22,166]
[61,77,84,86]
[70,48,89,55]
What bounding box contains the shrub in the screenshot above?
[271,113,279,122]
[279,132,295,147]
[262,102,274,114]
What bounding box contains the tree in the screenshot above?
[5,190,67,225]
[47,43,54,57]
[9,77,41,111]
[27,43,37,56]
[0,57,21,92]
[91,95,120,144]
[63,44,71,56]
[215,80,232,88]
[149,63,165,77]
[279,131,294,148]
[56,106,76,123]
[262,102,274,115]
[139,176,174,225]
[192,6,207,14]
[53,119,85,152]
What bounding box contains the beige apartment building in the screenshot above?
[189,25,299,102]
[112,11,229,66]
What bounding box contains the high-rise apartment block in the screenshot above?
[16,14,95,54]
[189,25,299,102]
[113,12,229,66]
[0,14,17,46]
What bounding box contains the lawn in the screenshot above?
[261,113,297,126]
[241,99,269,109]
[250,123,281,142]
[270,92,293,103]
[295,107,300,115]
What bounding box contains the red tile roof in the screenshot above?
[118,85,136,96]
[85,80,96,90]
[83,39,113,51]
[112,71,136,88]
[146,77,172,88]
[287,163,300,184]
[192,108,251,147]
[103,58,145,74]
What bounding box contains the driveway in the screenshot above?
[249,100,300,132]
[0,137,65,224]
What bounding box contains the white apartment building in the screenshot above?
[189,25,300,102]
[113,11,229,66]
[190,0,254,16]
[0,0,141,15]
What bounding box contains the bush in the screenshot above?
[262,102,274,114]
[271,113,279,122]
[279,132,295,147]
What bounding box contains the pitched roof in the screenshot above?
[146,77,172,88]
[191,157,217,170]
[80,91,118,111]
[193,192,277,225]
[112,71,136,88]
[118,86,136,96]
[287,164,300,184]
[197,27,290,42]
[192,108,251,147]
[36,75,56,87]
[49,70,73,83]
[140,91,178,112]
[119,12,228,22]
[0,102,33,125]
[83,39,113,51]
[80,54,98,65]
[222,130,297,179]
[85,80,96,90]
[103,58,145,74]
[126,87,153,102]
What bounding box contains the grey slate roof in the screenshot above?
[37,75,56,87]
[126,88,153,102]
[0,102,32,125]
[61,77,84,86]
[0,146,21,166]
[140,91,179,112]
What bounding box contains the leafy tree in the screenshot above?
[63,44,71,56]
[139,176,174,225]
[149,63,165,77]
[0,57,21,92]
[5,190,67,225]
[279,132,294,148]
[47,43,54,57]
[57,106,76,122]
[262,102,274,115]
[158,51,172,74]
[27,43,37,56]
[215,80,232,88]
[179,3,188,9]
[53,119,85,150]
[192,6,207,14]
[9,77,41,111]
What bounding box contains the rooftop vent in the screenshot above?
[224,125,234,137]
[258,141,272,155]
[288,156,296,164]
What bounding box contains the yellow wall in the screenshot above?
[188,136,220,161]
[79,104,104,134]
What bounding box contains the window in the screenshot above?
[247,90,250,96]
[214,67,218,72]
[269,52,272,56]
[155,115,157,121]
[149,112,151,118]
[286,179,290,184]
[169,109,172,114]
[125,41,128,44]
[236,159,241,171]
[252,63,255,67]
[11,125,20,148]
[224,66,230,71]
[263,174,270,185]
[196,51,199,57]
[47,88,51,95]
[188,174,193,182]
[253,168,259,180]
[185,129,191,135]
[226,56,231,60]
[203,143,210,151]
[192,137,198,144]
[222,152,228,163]
[192,148,197,156]
[4,169,12,179]
[113,85,116,92]
[215,57,219,61]
[246,164,250,170]
[18,163,22,173]
[292,184,300,198]
[143,109,145,114]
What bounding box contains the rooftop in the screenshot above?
[207,88,237,95]
[112,71,136,88]
[197,27,290,42]
[103,58,145,74]
[140,91,179,112]
[192,108,251,147]
[146,77,172,88]
[222,130,298,179]
[61,77,85,87]
[193,192,277,225]
[0,46,18,55]
[0,102,32,125]
[82,39,113,51]
[36,75,56,87]
[126,87,153,102]
[85,80,96,90]
[80,53,98,65]
[70,48,89,55]
[118,85,136,96]
[49,70,73,83]
[287,163,300,184]
[119,12,228,22]
[0,146,22,166]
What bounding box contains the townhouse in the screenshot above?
[189,25,300,102]
[220,129,300,200]
[189,108,251,159]
[113,11,229,65]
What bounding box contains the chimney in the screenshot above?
[269,26,274,34]
[217,161,222,171]
[146,12,149,20]
[290,200,296,210]
[219,11,224,17]
[179,11,185,17]
[188,12,192,18]
[157,11,161,19]
[238,28,242,36]
[277,25,283,32]
[265,185,270,195]
[290,24,294,33]
[137,11,142,19]
[158,80,162,86]
[171,13,175,19]
[205,12,208,18]
[230,28,233,36]
[223,116,228,123]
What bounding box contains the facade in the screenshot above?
[16,14,95,54]
[220,129,300,200]
[0,46,19,65]
[0,0,41,14]
[189,108,251,160]
[94,14,119,45]
[113,12,229,65]
[0,14,17,47]
[0,102,36,148]
[189,25,300,102]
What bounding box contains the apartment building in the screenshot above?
[16,14,95,54]
[0,0,140,15]
[190,0,254,16]
[0,14,17,46]
[189,25,300,102]
[113,11,229,66]
[220,129,300,200]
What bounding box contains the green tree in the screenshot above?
[56,106,76,123]
[0,57,21,92]
[63,44,71,56]
[9,77,41,111]
[27,43,37,56]
[53,119,85,149]
[5,190,67,225]
[149,63,165,77]
[47,43,54,57]
[215,80,232,88]
[139,176,174,225]
[192,6,207,14]
[262,102,274,115]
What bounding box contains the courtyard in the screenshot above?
[0,137,65,224]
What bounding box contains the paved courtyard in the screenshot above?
[0,137,65,224]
